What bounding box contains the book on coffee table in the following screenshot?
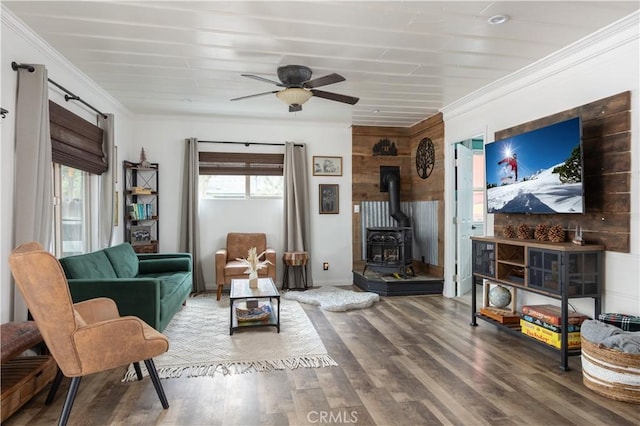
[236,304,272,322]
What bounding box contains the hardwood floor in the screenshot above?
[5,290,639,425]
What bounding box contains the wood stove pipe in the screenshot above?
[386,172,410,227]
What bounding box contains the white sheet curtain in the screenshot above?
[283,141,313,286]
[97,114,115,248]
[180,138,205,292]
[13,64,53,321]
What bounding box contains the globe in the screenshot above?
[489,285,512,308]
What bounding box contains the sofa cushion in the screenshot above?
[103,243,139,278]
[60,250,117,279]
[137,272,190,299]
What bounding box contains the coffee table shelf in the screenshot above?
[229,278,280,335]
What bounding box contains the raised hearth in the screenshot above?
[353,270,443,296]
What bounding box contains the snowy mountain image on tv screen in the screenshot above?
[485,117,584,214]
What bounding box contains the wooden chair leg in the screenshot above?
[58,376,81,426]
[46,367,64,405]
[144,359,169,409]
[217,284,223,300]
[133,362,143,380]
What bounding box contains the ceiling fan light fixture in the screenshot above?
[276,88,312,106]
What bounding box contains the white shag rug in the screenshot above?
[283,287,379,312]
[123,294,337,381]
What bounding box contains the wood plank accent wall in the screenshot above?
[408,113,445,276]
[352,113,445,276]
[493,91,631,253]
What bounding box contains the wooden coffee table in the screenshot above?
[229,277,280,335]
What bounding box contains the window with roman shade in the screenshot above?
[198,152,284,199]
[198,152,284,176]
[49,100,106,175]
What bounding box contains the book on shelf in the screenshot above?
[521,304,589,326]
[127,203,154,220]
[520,319,581,349]
[521,314,581,333]
[479,307,520,324]
[131,186,152,194]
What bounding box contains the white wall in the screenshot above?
[132,115,353,289]
[442,12,640,314]
[1,8,134,322]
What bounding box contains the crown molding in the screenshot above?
[441,10,640,119]
[1,5,131,116]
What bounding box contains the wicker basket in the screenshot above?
[581,336,640,404]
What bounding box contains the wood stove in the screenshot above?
[364,227,414,278]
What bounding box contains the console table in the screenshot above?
[471,236,604,371]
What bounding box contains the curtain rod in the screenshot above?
[11,61,108,119]
[198,140,304,147]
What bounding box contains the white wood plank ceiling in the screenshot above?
[4,1,639,127]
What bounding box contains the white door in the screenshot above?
[456,143,474,296]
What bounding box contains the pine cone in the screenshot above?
[534,224,549,241]
[502,225,516,238]
[517,224,532,239]
[548,225,565,242]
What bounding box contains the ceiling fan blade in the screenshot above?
[289,104,302,112]
[303,73,345,89]
[230,90,278,101]
[310,89,359,105]
[241,74,283,86]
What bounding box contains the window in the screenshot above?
[49,101,106,257]
[199,175,283,199]
[53,164,90,257]
[199,152,284,200]
[472,151,485,223]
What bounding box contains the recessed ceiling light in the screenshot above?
[488,14,509,25]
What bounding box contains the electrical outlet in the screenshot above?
[323,262,329,270]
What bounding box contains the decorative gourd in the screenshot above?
[534,224,549,241]
[503,224,516,238]
[517,224,532,240]
[548,225,565,243]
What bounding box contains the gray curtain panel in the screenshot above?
[180,138,206,292]
[98,114,115,248]
[283,141,313,286]
[13,64,53,321]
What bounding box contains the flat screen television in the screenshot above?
[485,116,584,214]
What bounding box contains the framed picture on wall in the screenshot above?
[313,156,342,176]
[319,184,339,214]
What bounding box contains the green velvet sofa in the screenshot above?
[59,243,192,332]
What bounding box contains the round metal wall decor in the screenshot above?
[416,137,435,179]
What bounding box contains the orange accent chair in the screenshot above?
[9,242,170,426]
[215,233,276,300]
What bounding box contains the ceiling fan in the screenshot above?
[230,65,359,112]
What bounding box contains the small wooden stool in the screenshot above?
[1,321,56,422]
[282,251,309,290]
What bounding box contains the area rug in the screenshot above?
[122,295,337,381]
[283,286,379,312]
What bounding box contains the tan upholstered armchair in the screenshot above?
[215,233,276,300]
[9,242,170,426]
